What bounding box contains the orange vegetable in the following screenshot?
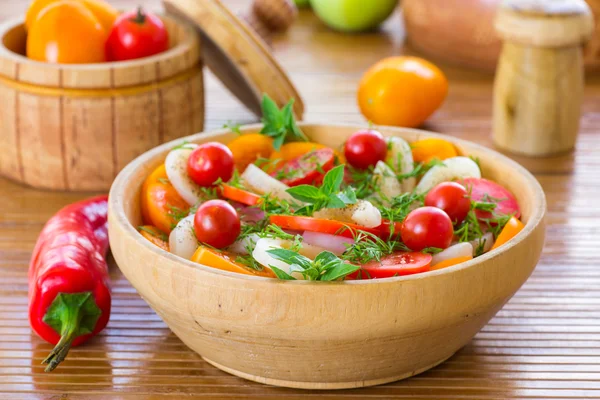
[491,217,525,250]
[26,0,118,32]
[141,164,189,234]
[430,255,472,271]
[191,247,276,278]
[269,142,345,170]
[227,134,275,172]
[138,226,169,252]
[411,138,458,163]
[26,0,108,64]
[358,56,448,128]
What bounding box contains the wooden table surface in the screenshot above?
[2,1,600,399]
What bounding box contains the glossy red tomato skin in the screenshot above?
[425,182,471,224]
[458,177,520,221]
[273,148,335,186]
[194,200,241,249]
[187,143,235,187]
[344,129,387,169]
[401,207,454,251]
[105,8,169,61]
[350,252,432,279]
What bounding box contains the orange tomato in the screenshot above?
[430,255,472,271]
[26,0,118,32]
[191,247,276,278]
[491,217,525,250]
[141,164,190,234]
[138,226,170,252]
[411,138,458,163]
[358,56,448,128]
[26,0,107,64]
[227,134,275,172]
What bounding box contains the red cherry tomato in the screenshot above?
[344,129,387,170]
[425,182,471,224]
[194,200,241,249]
[105,8,169,61]
[187,143,235,187]
[458,178,520,221]
[400,207,453,251]
[350,252,432,279]
[272,148,335,186]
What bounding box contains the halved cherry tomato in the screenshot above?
[430,255,472,271]
[344,129,387,170]
[271,148,335,186]
[220,184,261,206]
[425,182,471,224]
[269,215,382,238]
[400,207,454,251]
[350,252,432,279]
[459,178,520,221]
[194,200,241,249]
[138,225,169,251]
[141,164,189,234]
[191,247,276,278]
[491,216,524,250]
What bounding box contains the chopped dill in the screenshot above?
[138,226,168,242]
[342,230,409,265]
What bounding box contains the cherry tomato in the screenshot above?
[350,252,432,279]
[458,178,520,221]
[187,143,235,187]
[272,148,335,186]
[194,200,241,249]
[344,129,387,170]
[220,184,261,206]
[425,182,471,224]
[105,7,169,61]
[401,207,453,251]
[269,215,382,238]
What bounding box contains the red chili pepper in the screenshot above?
[28,195,111,372]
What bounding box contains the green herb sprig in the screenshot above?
[260,95,308,150]
[286,165,357,215]
[267,249,359,281]
[341,230,409,265]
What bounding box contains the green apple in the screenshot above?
[310,0,398,32]
[294,0,311,7]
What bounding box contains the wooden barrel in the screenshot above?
[0,16,204,191]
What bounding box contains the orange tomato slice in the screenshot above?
[191,247,276,278]
[138,226,169,251]
[26,0,118,31]
[141,164,189,234]
[411,138,458,163]
[491,216,525,250]
[227,133,275,172]
[430,255,473,271]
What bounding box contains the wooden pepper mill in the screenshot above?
[241,0,298,46]
[493,0,594,156]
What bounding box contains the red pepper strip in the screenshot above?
[29,195,111,372]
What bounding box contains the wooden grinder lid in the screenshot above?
[495,0,594,47]
[163,0,304,119]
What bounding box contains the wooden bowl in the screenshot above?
[108,124,546,389]
[0,16,203,191]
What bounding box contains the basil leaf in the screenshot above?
[314,251,339,265]
[326,194,346,209]
[260,95,284,130]
[338,186,357,205]
[267,248,312,270]
[321,263,360,281]
[321,165,345,196]
[270,266,296,280]
[286,185,324,203]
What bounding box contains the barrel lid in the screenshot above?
[163,0,304,119]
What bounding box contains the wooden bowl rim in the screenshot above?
[0,15,199,74]
[109,123,546,286]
